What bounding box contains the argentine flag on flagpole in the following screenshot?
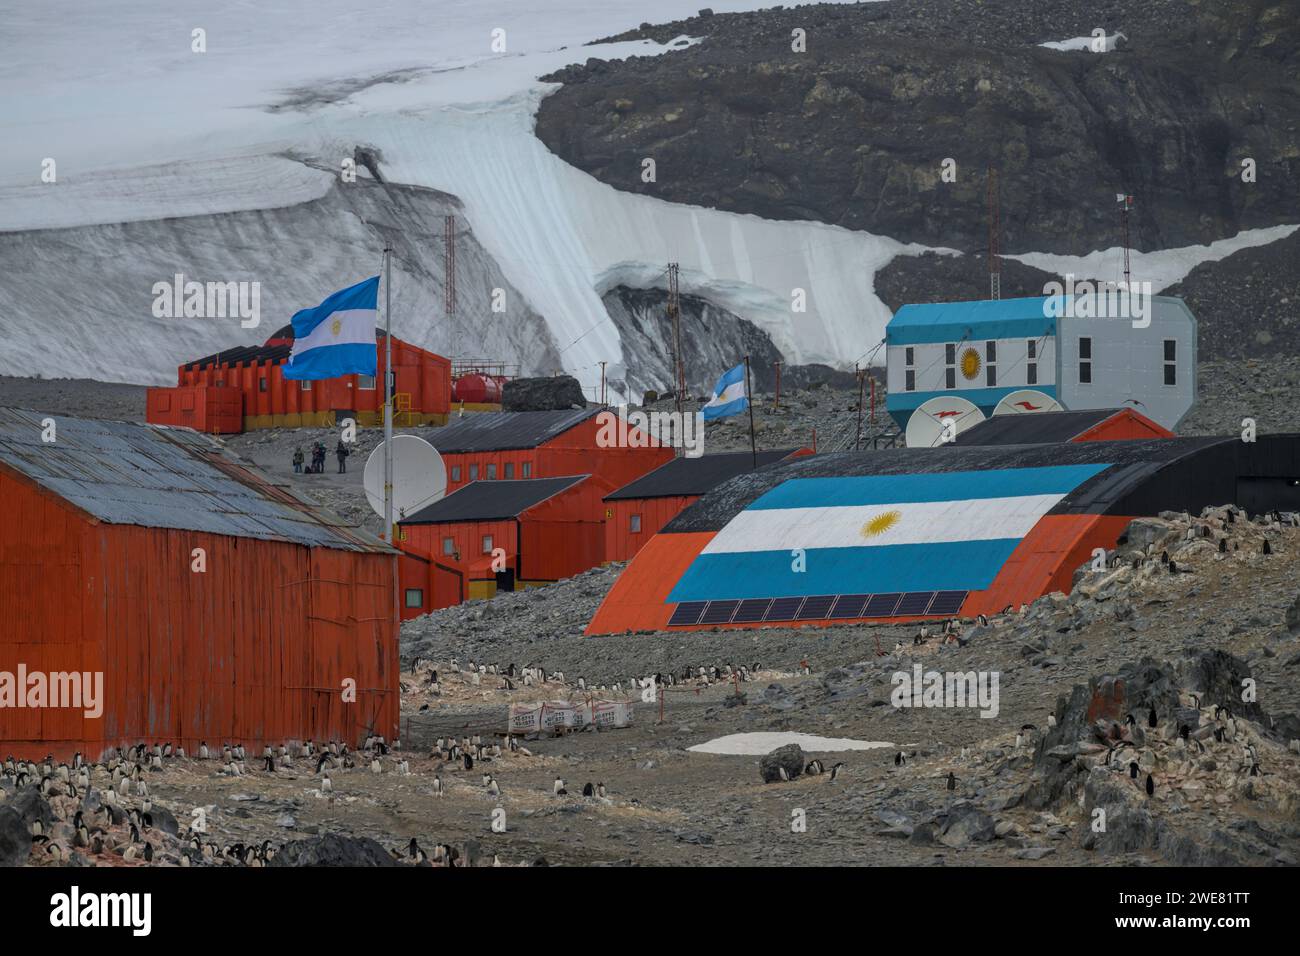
[283,276,380,380]
[702,363,748,421]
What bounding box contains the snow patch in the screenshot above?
[689,732,894,755]
[1039,32,1126,52]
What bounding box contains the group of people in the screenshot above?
[292,440,350,475]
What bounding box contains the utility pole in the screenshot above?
[773,360,782,409]
[445,214,456,360]
[599,361,607,406]
[667,262,684,458]
[1118,193,1133,287]
[383,244,394,542]
[744,354,757,468]
[987,166,1001,301]
[855,364,865,451]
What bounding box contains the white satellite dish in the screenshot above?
[363,434,447,520]
[905,396,986,448]
[993,389,1065,416]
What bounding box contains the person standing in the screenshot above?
[336,439,350,474]
[292,447,304,474]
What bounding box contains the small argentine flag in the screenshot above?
[283,276,380,380]
[702,363,748,421]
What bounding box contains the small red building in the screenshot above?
[147,325,451,433]
[952,407,1173,445]
[0,407,399,761]
[397,475,607,616]
[604,449,811,562]
[429,407,672,494]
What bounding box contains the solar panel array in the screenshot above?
[666,590,967,627]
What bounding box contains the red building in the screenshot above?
[397,475,608,616]
[952,407,1173,445]
[603,448,810,562]
[428,407,672,493]
[0,407,399,761]
[147,325,451,433]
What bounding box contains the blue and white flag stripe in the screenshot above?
[665,464,1111,603]
[283,276,380,381]
[702,363,748,421]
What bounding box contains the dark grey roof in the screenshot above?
[400,476,587,524]
[953,409,1123,446]
[605,449,799,501]
[428,408,598,453]
[0,407,394,553]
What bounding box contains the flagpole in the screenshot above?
[383,244,394,542]
[744,354,756,469]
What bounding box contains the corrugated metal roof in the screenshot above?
[400,475,588,524]
[605,449,797,500]
[428,408,598,453]
[0,407,395,553]
[953,409,1121,445]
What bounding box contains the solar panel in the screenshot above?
[700,600,740,625]
[667,602,707,627]
[895,591,935,616]
[732,598,772,623]
[765,597,805,622]
[864,593,902,617]
[829,594,870,618]
[796,595,836,620]
[927,590,968,616]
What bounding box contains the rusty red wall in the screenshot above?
[0,467,399,761]
[603,495,699,562]
[518,478,610,580]
[145,385,243,433]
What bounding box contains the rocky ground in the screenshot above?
[6,506,1300,867]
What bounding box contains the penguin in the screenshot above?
[1047,713,1057,729]
[321,773,333,793]
[1145,773,1154,797]
[597,782,607,798]
[487,777,500,797]
[894,751,904,767]
[828,763,844,781]
[582,782,595,797]
[553,777,567,796]
[1129,761,1139,779]
[432,775,443,797]
[1014,733,1023,750]
[1148,707,1158,729]
[806,759,824,776]
[946,771,956,791]
[777,766,789,782]
[463,752,473,771]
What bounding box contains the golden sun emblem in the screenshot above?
[330,317,342,336]
[861,509,902,539]
[960,347,982,380]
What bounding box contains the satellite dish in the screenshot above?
[993,389,1065,416]
[905,396,986,448]
[363,435,447,520]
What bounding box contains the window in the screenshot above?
[358,374,376,390]
[630,514,642,533]
[945,343,956,364]
[985,341,997,387]
[442,537,455,556]
[1027,363,1038,386]
[1079,337,1092,384]
[504,463,514,479]
[1163,339,1177,386]
[486,463,497,480]
[1026,339,1037,385]
[481,534,493,554]
[450,465,461,482]
[944,344,956,389]
[259,377,268,392]
[522,462,532,478]
[469,464,479,481]
[404,589,424,609]
[905,347,914,366]
[1027,340,1036,360]
[904,346,916,391]
[945,368,956,389]
[301,380,311,391]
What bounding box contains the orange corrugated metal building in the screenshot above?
[397,475,609,617]
[0,407,399,761]
[144,384,243,433]
[429,407,672,494]
[146,325,451,433]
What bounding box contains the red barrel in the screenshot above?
[452,373,503,403]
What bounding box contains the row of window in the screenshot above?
[902,338,1177,390]
[449,461,532,482]
[254,375,377,393]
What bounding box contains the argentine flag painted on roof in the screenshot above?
[666,464,1111,603]
[283,276,380,380]
[702,363,748,421]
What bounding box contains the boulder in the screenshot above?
[501,375,586,411]
[759,743,805,783]
[938,803,996,847]
[268,833,398,867]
